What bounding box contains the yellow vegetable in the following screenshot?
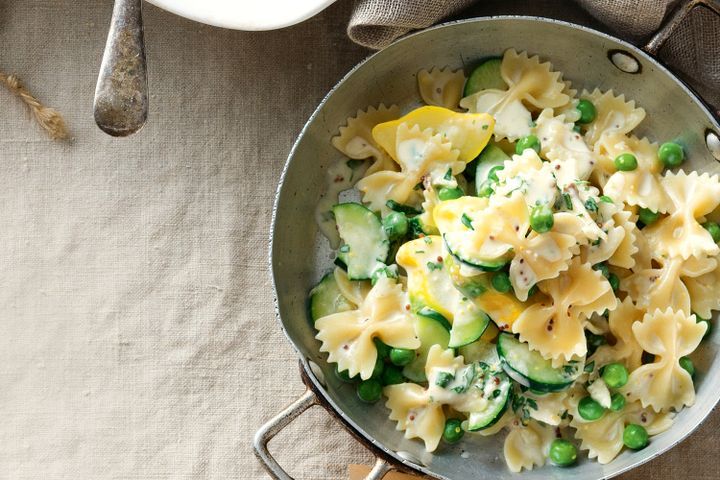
[432,196,488,234]
[372,106,494,163]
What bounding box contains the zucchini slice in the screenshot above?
[402,310,451,383]
[458,336,500,365]
[463,364,512,431]
[333,203,390,280]
[463,57,506,97]
[443,233,510,271]
[448,302,490,348]
[474,143,510,191]
[497,333,583,393]
[308,273,355,322]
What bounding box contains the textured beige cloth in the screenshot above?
[349,0,720,107]
[0,1,719,480]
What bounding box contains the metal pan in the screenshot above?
[257,2,720,479]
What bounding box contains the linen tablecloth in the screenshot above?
[0,1,718,479]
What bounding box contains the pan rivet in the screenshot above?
[308,360,327,387]
[706,130,720,161]
[608,50,641,74]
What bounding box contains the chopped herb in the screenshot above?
[346,159,364,169]
[423,236,433,244]
[591,238,601,246]
[415,250,425,254]
[526,398,538,410]
[584,197,598,213]
[482,124,489,130]
[492,389,502,398]
[444,168,453,181]
[562,192,573,210]
[435,371,455,388]
[386,200,422,215]
[560,409,569,420]
[461,213,474,230]
[562,364,577,375]
[584,361,596,373]
[599,195,614,204]
[427,261,443,272]
[339,245,350,253]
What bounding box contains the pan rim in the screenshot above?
[268,15,720,480]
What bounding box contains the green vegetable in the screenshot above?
[576,99,597,124]
[610,392,626,412]
[357,379,383,403]
[371,357,385,379]
[614,153,638,171]
[402,311,450,382]
[549,439,578,467]
[382,211,409,241]
[443,418,465,444]
[638,207,660,226]
[385,200,422,215]
[578,396,605,421]
[516,135,541,154]
[593,262,610,278]
[487,165,505,182]
[380,365,405,386]
[623,424,649,450]
[702,221,720,243]
[658,142,685,167]
[492,271,512,293]
[435,371,455,388]
[335,366,357,383]
[679,356,695,377]
[438,186,464,201]
[608,272,620,291]
[333,203,390,280]
[309,273,355,322]
[464,58,505,96]
[389,348,415,367]
[374,338,391,361]
[476,181,494,198]
[602,363,629,388]
[530,203,554,233]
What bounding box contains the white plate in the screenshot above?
[147,0,337,31]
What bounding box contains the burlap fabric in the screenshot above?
[0,1,718,479]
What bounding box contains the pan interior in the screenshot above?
[271,17,720,480]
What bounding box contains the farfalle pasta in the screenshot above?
[310,49,716,473]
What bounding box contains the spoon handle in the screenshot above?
[94,0,148,137]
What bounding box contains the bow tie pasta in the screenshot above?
[311,49,717,474]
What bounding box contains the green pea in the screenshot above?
[335,365,357,383]
[576,99,597,124]
[516,135,541,154]
[608,272,620,291]
[549,439,577,467]
[614,153,638,171]
[702,221,720,243]
[679,356,695,377]
[623,424,649,450]
[530,203,554,233]
[638,207,660,226]
[380,365,405,386]
[371,357,385,379]
[374,338,391,361]
[476,180,494,198]
[593,262,610,279]
[695,313,712,339]
[382,212,408,241]
[438,186,464,201]
[658,142,684,167]
[602,363,629,389]
[389,348,415,367]
[578,396,605,421]
[442,418,464,444]
[492,271,512,293]
[357,379,383,403]
[610,392,626,412]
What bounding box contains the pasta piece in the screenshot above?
[684,258,720,318]
[525,390,569,425]
[418,180,440,232]
[622,308,707,412]
[591,298,644,371]
[592,133,660,187]
[417,67,466,110]
[460,49,569,141]
[608,210,639,269]
[582,89,646,147]
[555,80,581,123]
[535,108,597,185]
[494,148,558,207]
[315,277,420,380]
[623,257,691,314]
[332,104,400,175]
[503,420,554,472]
[435,192,579,301]
[571,401,673,464]
[643,171,720,260]
[513,259,617,362]
[560,182,609,244]
[356,123,461,214]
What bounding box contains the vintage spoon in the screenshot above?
[94,0,148,137]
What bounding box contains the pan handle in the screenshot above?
[253,389,394,480]
[644,0,720,55]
